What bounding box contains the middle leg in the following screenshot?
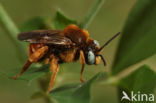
[46,56,59,94]
[80,50,86,83]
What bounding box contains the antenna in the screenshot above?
[98,32,120,52]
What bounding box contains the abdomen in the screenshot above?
[59,48,79,63]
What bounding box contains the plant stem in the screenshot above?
[0,3,27,62]
[79,0,105,29]
[100,64,143,85]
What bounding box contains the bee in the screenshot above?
[12,24,120,94]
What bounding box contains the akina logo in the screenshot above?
[121,91,154,102]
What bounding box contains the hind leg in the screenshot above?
[12,45,48,79]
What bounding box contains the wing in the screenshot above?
[18,30,73,45]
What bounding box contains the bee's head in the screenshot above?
[84,39,106,66]
[84,32,120,66]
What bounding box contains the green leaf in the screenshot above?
[112,0,156,75]
[9,64,49,82]
[53,11,77,30]
[118,65,156,103]
[19,16,48,32]
[49,72,106,103]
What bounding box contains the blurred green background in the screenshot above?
[0,0,155,103]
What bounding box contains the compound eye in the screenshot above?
[93,40,100,47]
[88,51,95,65]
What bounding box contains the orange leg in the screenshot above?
[29,46,48,62]
[12,60,32,79]
[46,56,59,94]
[12,46,48,79]
[80,50,86,83]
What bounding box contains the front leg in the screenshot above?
[80,50,86,83]
[46,56,59,94]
